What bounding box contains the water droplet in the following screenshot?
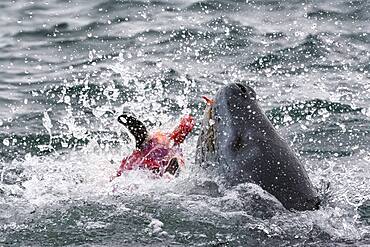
[3,138,10,146]
[25,153,32,160]
[64,95,71,105]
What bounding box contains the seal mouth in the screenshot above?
[205,104,217,153]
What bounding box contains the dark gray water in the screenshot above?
[0,0,370,246]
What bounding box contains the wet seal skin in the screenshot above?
[196,83,320,211]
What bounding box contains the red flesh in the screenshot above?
[114,115,195,178]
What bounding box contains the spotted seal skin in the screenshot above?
[196,83,320,211]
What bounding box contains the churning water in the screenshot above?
[0,0,369,246]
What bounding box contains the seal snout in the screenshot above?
[225,83,256,101]
[235,83,248,94]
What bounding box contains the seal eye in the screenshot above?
[231,135,245,152]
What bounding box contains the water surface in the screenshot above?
[0,0,369,246]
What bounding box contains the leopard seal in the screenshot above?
[196,83,320,211]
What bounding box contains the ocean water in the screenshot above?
[0,0,369,246]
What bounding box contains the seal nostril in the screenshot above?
[235,83,247,94]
